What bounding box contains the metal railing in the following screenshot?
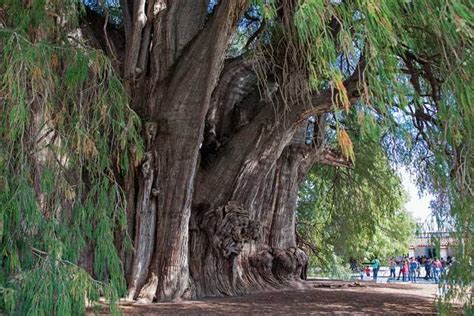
[415,231,452,239]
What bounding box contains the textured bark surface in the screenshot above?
[81,0,362,302]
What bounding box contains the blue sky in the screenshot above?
[399,167,433,222]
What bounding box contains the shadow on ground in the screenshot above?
[96,281,441,315]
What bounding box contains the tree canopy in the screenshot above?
[0,0,472,314]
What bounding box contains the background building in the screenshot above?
[409,231,455,259]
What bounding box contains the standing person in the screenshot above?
[359,265,365,280]
[440,258,446,274]
[408,258,413,282]
[421,256,425,265]
[425,258,432,280]
[389,258,397,279]
[409,258,418,282]
[416,257,421,279]
[397,259,404,280]
[402,260,409,282]
[365,265,371,278]
[350,257,356,272]
[433,258,441,283]
[371,257,381,281]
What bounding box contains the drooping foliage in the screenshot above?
[244,0,472,308]
[0,1,142,314]
[275,0,473,309]
[297,113,414,274]
[0,0,472,314]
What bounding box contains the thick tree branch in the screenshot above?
[81,9,126,72]
[299,55,366,121]
[244,18,266,50]
[120,0,132,42]
[124,0,164,79]
[148,0,214,85]
[124,0,146,79]
[316,148,353,168]
[196,55,364,205]
[152,0,250,112]
[207,57,259,137]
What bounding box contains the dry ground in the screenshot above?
[97,280,452,315]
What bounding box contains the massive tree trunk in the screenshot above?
[81,0,362,302]
[188,112,351,297]
[122,1,252,302]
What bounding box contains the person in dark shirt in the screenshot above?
[371,257,381,281]
[389,258,397,279]
[396,259,404,280]
[424,258,432,280]
[409,258,418,282]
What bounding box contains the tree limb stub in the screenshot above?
[124,0,147,79]
[316,148,353,168]
[124,0,167,79]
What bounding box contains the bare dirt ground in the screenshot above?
[97,280,449,315]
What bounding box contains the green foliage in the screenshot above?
[309,253,353,280]
[286,1,473,311]
[297,124,414,271]
[0,2,143,314]
[0,0,471,314]
[6,257,99,315]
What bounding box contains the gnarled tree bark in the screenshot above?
[80,0,363,302]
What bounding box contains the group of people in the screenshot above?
[388,256,453,283]
[350,256,454,283]
[350,257,381,281]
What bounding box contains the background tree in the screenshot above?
[0,0,472,313]
[297,119,415,274]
